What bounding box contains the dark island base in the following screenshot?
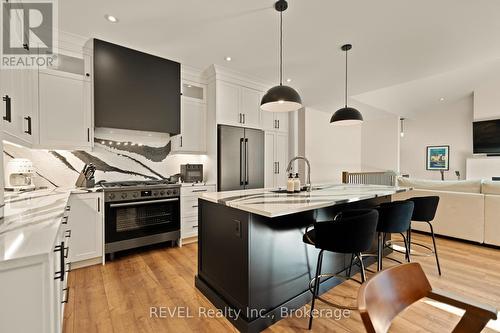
[196,195,392,333]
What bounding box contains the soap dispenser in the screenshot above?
[293,173,301,193]
[287,173,295,193]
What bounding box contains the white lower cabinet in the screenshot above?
[265,131,289,188]
[180,184,216,240]
[67,192,103,267]
[0,207,71,333]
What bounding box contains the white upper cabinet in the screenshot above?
[0,37,93,150]
[37,71,92,149]
[216,80,240,126]
[171,81,207,154]
[239,87,261,128]
[216,80,262,128]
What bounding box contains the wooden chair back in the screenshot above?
[358,263,497,333]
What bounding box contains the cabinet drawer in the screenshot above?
[181,197,199,217]
[182,216,199,237]
[181,185,216,197]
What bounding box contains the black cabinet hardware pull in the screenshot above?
[180,136,183,147]
[24,116,32,135]
[3,95,11,122]
[277,120,280,129]
[65,230,71,238]
[97,197,100,212]
[65,206,71,211]
[245,138,249,185]
[87,128,90,142]
[192,205,198,208]
[240,138,244,185]
[193,225,198,229]
[62,216,68,225]
[243,114,246,124]
[277,161,279,174]
[54,242,65,281]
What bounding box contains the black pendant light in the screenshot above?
[261,0,303,113]
[330,44,363,125]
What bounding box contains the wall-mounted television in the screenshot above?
[473,119,500,154]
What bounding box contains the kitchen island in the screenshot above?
[195,184,410,333]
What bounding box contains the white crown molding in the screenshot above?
[204,64,272,92]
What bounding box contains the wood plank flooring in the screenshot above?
[63,233,500,333]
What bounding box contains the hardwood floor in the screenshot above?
[63,233,500,333]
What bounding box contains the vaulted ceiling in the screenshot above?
[60,0,500,116]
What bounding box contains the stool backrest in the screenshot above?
[376,201,414,233]
[314,209,378,254]
[358,263,498,333]
[406,196,440,222]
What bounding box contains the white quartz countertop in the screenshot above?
[200,184,411,218]
[0,187,100,263]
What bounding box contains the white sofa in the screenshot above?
[393,178,500,246]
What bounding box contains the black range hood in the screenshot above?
[93,39,180,134]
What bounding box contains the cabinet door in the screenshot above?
[275,112,289,132]
[240,87,261,128]
[217,80,240,126]
[38,71,92,149]
[172,98,206,153]
[264,131,276,188]
[261,110,275,131]
[275,132,289,187]
[67,194,103,263]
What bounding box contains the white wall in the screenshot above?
[299,108,362,184]
[473,77,500,121]
[400,95,473,180]
[361,114,400,172]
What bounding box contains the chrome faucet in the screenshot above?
[286,156,311,192]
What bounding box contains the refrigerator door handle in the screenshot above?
[240,138,244,185]
[245,138,249,185]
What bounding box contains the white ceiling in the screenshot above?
[60,0,500,116]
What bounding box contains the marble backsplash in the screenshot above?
[3,128,209,188]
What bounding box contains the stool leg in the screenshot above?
[401,233,410,263]
[377,232,383,271]
[309,250,324,330]
[427,221,442,276]
[406,226,412,260]
[357,253,366,283]
[347,253,354,277]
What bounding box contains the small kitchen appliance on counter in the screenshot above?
[180,164,203,183]
[4,158,36,192]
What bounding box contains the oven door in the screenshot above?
[105,197,180,244]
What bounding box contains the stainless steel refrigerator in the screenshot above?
[218,125,264,191]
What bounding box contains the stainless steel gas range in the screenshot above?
[101,180,181,259]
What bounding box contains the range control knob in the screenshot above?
[121,193,128,199]
[160,190,165,196]
[153,192,158,196]
[132,192,138,198]
[166,190,171,195]
[109,193,115,200]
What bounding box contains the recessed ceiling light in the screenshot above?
[187,84,192,88]
[440,97,445,101]
[105,14,119,23]
[286,78,292,83]
[225,56,232,62]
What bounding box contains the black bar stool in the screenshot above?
[375,201,414,271]
[303,209,379,330]
[406,196,441,275]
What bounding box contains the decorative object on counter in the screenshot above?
[293,173,301,192]
[426,145,449,171]
[75,163,96,188]
[286,156,311,192]
[330,44,364,125]
[4,158,35,192]
[260,0,303,113]
[287,173,294,193]
[440,170,445,181]
[455,170,461,180]
[180,164,203,183]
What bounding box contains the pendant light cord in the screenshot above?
[280,10,283,86]
[345,48,348,108]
